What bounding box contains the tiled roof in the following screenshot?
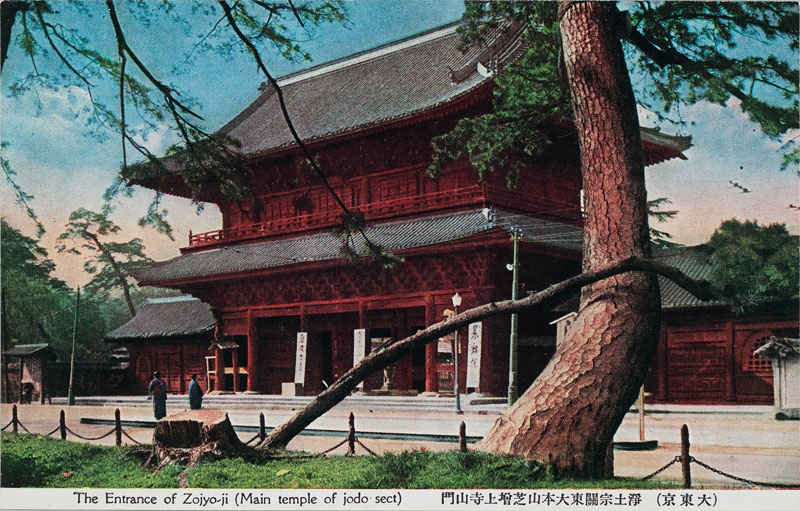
[134,209,582,285]
[104,296,215,341]
[220,24,691,162]
[655,246,723,309]
[555,246,723,312]
[640,127,692,161]
[3,343,54,357]
[491,210,583,252]
[131,23,689,187]
[220,23,492,157]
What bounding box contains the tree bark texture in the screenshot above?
[476,1,661,478]
[262,258,707,450]
[146,409,248,470]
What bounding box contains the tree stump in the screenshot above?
[145,410,248,470]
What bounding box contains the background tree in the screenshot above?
[1,219,107,361]
[439,1,796,477]
[706,219,799,314]
[432,2,797,181]
[3,1,346,234]
[56,208,152,317]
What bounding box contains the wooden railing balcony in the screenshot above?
[186,184,579,250]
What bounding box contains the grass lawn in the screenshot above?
[1,433,677,489]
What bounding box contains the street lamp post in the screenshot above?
[451,292,463,414]
[507,227,521,406]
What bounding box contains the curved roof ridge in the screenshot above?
[277,22,462,87]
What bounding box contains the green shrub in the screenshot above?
[1,433,181,488]
[2,433,675,489]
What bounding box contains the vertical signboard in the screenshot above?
[466,322,482,389]
[353,329,366,389]
[294,332,308,385]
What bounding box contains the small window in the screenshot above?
[742,331,774,377]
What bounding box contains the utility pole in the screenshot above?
[1,288,10,403]
[67,287,80,406]
[451,292,463,414]
[507,227,521,406]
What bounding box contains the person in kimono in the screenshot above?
[148,371,167,420]
[188,373,203,410]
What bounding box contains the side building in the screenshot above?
[127,23,689,397]
[105,297,215,394]
[646,248,798,405]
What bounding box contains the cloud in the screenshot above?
[645,99,799,245]
[130,123,181,156]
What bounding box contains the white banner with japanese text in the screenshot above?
[294,332,308,384]
[466,322,482,388]
[353,329,366,389]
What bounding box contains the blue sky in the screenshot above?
[1,1,797,288]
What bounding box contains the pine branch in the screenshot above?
[218,0,395,267]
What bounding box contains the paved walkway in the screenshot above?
[2,400,798,488]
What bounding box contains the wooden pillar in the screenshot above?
[231,350,240,392]
[40,358,47,404]
[656,324,669,401]
[724,321,736,401]
[392,309,408,390]
[358,301,368,331]
[358,300,370,391]
[214,347,224,391]
[17,357,23,404]
[299,305,308,332]
[424,294,438,393]
[212,313,224,392]
[247,309,258,392]
[179,345,186,394]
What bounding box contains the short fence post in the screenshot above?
[115,408,122,447]
[259,412,266,442]
[680,424,691,489]
[12,404,18,433]
[459,421,467,452]
[347,412,355,456]
[59,409,67,440]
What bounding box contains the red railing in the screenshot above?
[187,185,580,249]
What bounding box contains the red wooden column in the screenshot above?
[656,324,669,401]
[231,350,240,392]
[424,294,438,393]
[214,347,224,391]
[213,319,224,391]
[724,320,736,401]
[358,300,370,391]
[246,309,258,392]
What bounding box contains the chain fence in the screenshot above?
[3,407,797,488]
[689,456,798,489]
[639,424,798,489]
[43,425,61,437]
[641,456,681,480]
[120,428,143,445]
[16,419,32,434]
[64,425,117,442]
[355,438,378,456]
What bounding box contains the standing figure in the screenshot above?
[188,373,203,410]
[148,371,167,420]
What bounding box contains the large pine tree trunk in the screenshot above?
[476,1,661,478]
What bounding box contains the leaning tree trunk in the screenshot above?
[476,1,661,478]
